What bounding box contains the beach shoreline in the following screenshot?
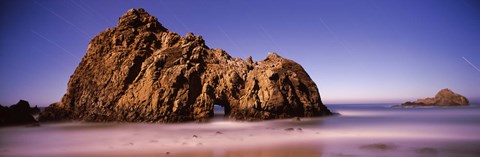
[2,104,480,157]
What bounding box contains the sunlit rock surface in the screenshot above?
[400,88,469,107]
[40,8,331,122]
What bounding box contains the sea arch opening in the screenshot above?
[212,98,231,120]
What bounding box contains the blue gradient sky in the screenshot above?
[1,0,479,106]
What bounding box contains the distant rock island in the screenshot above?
[40,8,332,122]
[0,100,39,126]
[399,88,469,107]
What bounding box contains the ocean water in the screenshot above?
[1,104,479,157]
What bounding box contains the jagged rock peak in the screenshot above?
[262,52,280,61]
[40,8,332,123]
[118,8,167,32]
[246,56,253,64]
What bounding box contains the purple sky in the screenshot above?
[1,0,479,106]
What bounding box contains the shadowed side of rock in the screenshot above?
[0,100,39,126]
[39,8,332,123]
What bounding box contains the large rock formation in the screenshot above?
[40,8,332,122]
[400,88,469,107]
[0,100,40,126]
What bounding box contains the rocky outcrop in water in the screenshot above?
[0,100,39,126]
[400,88,469,107]
[39,8,332,122]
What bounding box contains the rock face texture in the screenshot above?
[0,100,39,126]
[40,8,332,122]
[400,88,469,107]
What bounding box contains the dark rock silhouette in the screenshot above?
[0,100,39,126]
[40,8,332,122]
[400,88,469,107]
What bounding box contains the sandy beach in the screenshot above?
[2,104,480,157]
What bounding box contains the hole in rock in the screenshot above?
[213,105,225,116]
[212,104,230,121]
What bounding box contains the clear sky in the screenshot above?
[1,0,479,106]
